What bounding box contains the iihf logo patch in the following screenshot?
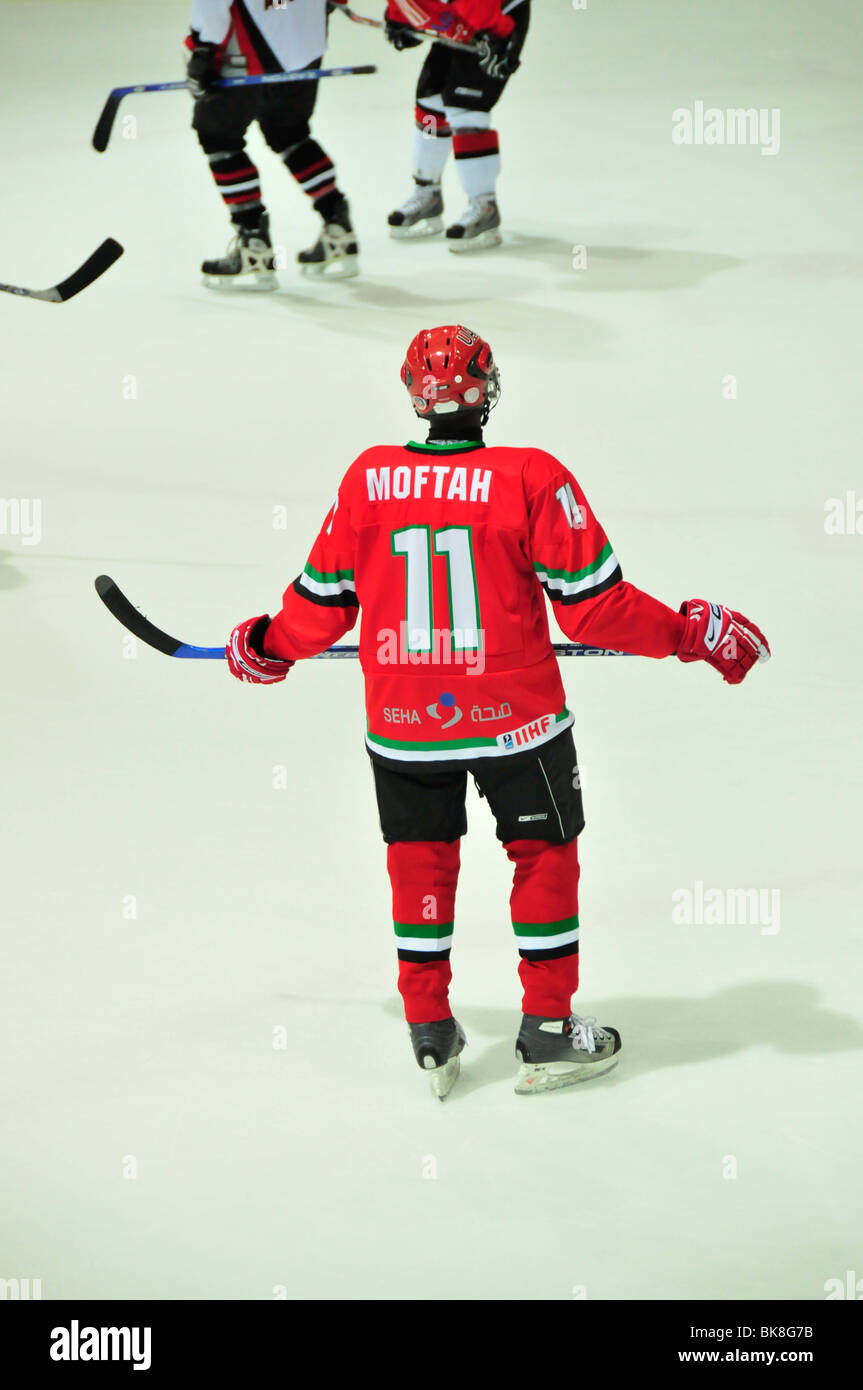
[426,691,463,729]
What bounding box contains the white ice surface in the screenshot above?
[1,0,861,1300]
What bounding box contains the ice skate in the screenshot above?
[445,196,502,253]
[298,195,359,280]
[409,1017,467,1100]
[514,1013,621,1095]
[201,214,278,291]
[388,180,444,240]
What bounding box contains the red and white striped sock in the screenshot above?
[411,99,452,184]
[208,149,264,224]
[280,137,341,217]
[452,128,501,201]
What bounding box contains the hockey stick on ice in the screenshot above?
[94,575,628,660]
[337,6,481,53]
[0,238,124,303]
[92,65,377,152]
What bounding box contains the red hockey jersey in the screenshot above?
[263,440,685,762]
[386,1,516,43]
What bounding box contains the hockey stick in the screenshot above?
[94,575,627,660]
[92,65,377,152]
[337,6,481,53]
[0,238,124,303]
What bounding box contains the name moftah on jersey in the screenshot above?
[189,0,327,75]
[262,441,686,762]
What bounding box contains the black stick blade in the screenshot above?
[54,239,124,301]
[95,575,182,656]
[92,91,123,152]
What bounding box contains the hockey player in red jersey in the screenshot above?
[384,1,529,249]
[186,1,359,287]
[226,326,770,1098]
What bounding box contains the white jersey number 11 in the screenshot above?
[391,525,482,652]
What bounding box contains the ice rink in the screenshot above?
[2,0,861,1301]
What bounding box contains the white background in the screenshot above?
[1,0,861,1300]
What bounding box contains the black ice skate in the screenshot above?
[388,180,444,240]
[298,195,359,280]
[201,213,278,291]
[445,196,502,253]
[514,1013,621,1095]
[409,1017,467,1100]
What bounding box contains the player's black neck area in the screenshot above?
[426,421,484,444]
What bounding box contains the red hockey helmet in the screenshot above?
[401,325,501,423]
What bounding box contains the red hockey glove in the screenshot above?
[226,616,294,685]
[677,600,770,685]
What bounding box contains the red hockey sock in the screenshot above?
[505,838,581,1017]
[388,840,460,1023]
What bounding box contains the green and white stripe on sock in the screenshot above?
[395,920,454,963]
[512,915,579,962]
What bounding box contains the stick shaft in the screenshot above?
[339,6,480,52]
[95,577,630,661]
[174,643,628,660]
[124,66,377,96]
[92,66,376,150]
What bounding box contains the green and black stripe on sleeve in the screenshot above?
[293,562,358,608]
[533,542,622,606]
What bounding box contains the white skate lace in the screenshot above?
[321,224,356,255]
[223,230,267,258]
[399,186,441,218]
[569,1015,608,1054]
[453,196,496,230]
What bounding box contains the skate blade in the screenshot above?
[446,228,503,254]
[299,256,360,281]
[514,1055,619,1095]
[427,1054,461,1100]
[201,271,278,292]
[389,218,444,241]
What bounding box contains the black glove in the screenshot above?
[186,41,220,99]
[385,19,424,50]
[474,31,519,81]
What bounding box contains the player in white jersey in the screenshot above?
[186,0,359,287]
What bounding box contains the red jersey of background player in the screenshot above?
[259,432,685,762]
[385,0,515,44]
